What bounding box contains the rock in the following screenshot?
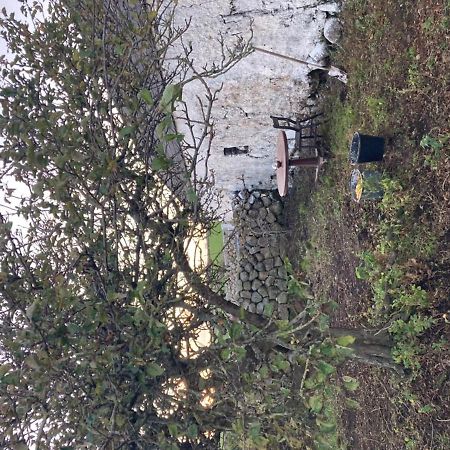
[253,199,263,209]
[244,263,253,273]
[261,247,272,259]
[248,270,258,281]
[238,190,248,201]
[268,286,280,300]
[258,271,268,281]
[318,2,341,14]
[278,304,289,321]
[271,246,281,258]
[266,275,275,286]
[247,254,257,265]
[255,252,264,262]
[261,196,271,207]
[256,302,265,314]
[248,246,259,255]
[240,272,249,282]
[245,235,257,246]
[293,300,305,314]
[258,236,269,247]
[266,211,276,224]
[308,41,329,65]
[324,18,342,44]
[241,290,251,299]
[235,280,243,291]
[269,202,283,216]
[258,286,268,298]
[255,262,265,272]
[277,292,288,304]
[251,291,263,304]
[252,279,262,290]
[275,279,287,291]
[248,304,255,313]
[259,208,268,219]
[248,209,258,219]
[271,222,283,232]
[242,299,250,309]
[243,281,251,291]
[277,267,286,278]
[274,256,283,267]
[264,258,274,271]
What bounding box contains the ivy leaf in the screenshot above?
[114,43,126,56]
[168,423,178,438]
[186,423,198,438]
[308,395,323,413]
[186,188,198,204]
[345,398,361,410]
[342,375,359,391]
[152,155,171,171]
[0,364,12,377]
[156,115,173,139]
[119,126,134,139]
[165,133,184,142]
[159,83,182,113]
[316,360,335,376]
[146,363,164,377]
[319,342,336,358]
[229,322,242,340]
[1,87,18,97]
[220,348,231,360]
[234,346,246,362]
[138,88,154,106]
[26,300,40,321]
[336,335,355,347]
[316,417,336,433]
[355,266,370,280]
[148,10,157,21]
[259,365,269,379]
[24,355,41,370]
[318,313,330,331]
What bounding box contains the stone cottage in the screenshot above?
[173,0,341,213]
[172,0,342,313]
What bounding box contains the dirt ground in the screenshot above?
[283,0,449,448]
[285,164,448,450]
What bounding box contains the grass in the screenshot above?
[207,222,224,266]
[287,0,450,447]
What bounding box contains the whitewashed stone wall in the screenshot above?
[173,0,340,213]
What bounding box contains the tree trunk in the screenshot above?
[174,247,403,372]
[329,327,403,373]
[329,327,392,347]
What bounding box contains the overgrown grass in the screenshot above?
[291,1,450,444]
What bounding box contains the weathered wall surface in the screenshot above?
[173,0,338,209]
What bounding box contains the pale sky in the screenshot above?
[1,1,53,234]
[0,0,25,58]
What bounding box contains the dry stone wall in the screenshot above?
[225,189,290,319]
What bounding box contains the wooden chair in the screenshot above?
[270,112,323,156]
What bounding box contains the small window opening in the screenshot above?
[224,146,249,156]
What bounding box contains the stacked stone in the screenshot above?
[227,189,289,320]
